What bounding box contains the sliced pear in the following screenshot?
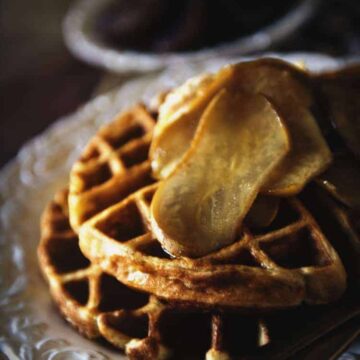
[261,104,332,195]
[315,65,360,158]
[227,59,331,195]
[151,104,200,179]
[245,196,279,229]
[151,67,234,179]
[226,58,312,109]
[150,90,290,258]
[150,58,331,195]
[317,152,360,210]
[155,73,212,131]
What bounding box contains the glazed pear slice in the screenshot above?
[245,196,279,229]
[315,65,360,158]
[317,152,360,210]
[150,111,199,179]
[150,67,233,179]
[150,90,290,258]
[261,103,332,195]
[150,58,331,195]
[219,59,332,195]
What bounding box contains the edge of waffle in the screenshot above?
[68,104,156,231]
[79,182,346,310]
[38,189,171,358]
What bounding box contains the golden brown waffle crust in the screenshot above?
[38,190,100,339]
[68,104,156,232]
[79,183,346,310]
[38,190,173,358]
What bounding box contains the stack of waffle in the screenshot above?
[38,60,360,360]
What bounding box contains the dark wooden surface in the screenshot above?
[0,0,102,169]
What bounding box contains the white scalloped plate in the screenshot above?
[0,54,358,359]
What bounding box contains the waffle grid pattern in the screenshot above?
[80,183,346,309]
[39,190,274,359]
[40,102,347,359]
[69,105,156,230]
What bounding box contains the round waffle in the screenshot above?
[39,189,277,359]
[67,103,346,310]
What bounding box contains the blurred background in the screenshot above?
[1,0,360,168]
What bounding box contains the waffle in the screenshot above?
[36,189,287,359]
[79,181,346,310]
[39,189,356,360]
[68,104,156,231]
[66,102,346,309]
[39,189,171,357]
